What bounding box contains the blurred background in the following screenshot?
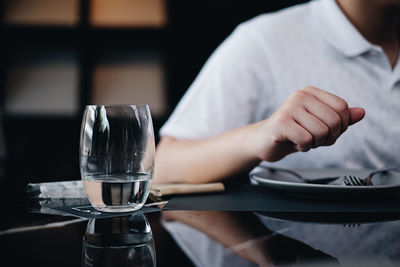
[0,0,307,183]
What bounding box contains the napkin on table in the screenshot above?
[27,180,225,199]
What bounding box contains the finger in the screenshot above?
[300,97,342,146]
[284,119,313,152]
[302,87,350,132]
[292,108,330,148]
[349,107,365,125]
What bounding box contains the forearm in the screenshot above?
[154,122,263,184]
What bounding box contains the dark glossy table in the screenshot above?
[1,177,400,267]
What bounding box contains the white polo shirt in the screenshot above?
[160,0,400,169]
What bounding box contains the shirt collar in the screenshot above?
[311,0,375,57]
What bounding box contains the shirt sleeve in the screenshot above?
[159,22,272,139]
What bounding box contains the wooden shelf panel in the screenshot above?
[90,0,167,28]
[92,51,167,117]
[4,51,79,116]
[4,0,80,26]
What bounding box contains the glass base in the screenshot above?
[92,204,144,213]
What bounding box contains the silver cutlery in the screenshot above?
[260,165,398,186]
[260,166,341,184]
[342,166,397,186]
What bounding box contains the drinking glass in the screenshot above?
[80,105,155,212]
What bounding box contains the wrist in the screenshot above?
[241,120,269,162]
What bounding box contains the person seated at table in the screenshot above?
[154,0,400,184]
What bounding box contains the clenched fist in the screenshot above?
[249,86,365,162]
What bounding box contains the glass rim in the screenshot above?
[85,104,150,108]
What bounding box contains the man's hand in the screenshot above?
[248,86,365,162]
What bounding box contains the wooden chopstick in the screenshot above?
[150,183,225,197]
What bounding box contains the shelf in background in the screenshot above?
[4,50,79,116]
[90,0,167,28]
[3,0,80,27]
[3,0,168,29]
[92,51,167,117]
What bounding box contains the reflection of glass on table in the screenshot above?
[82,214,156,267]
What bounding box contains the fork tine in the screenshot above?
[351,175,363,186]
[349,176,360,185]
[347,175,355,185]
[343,175,370,186]
[355,176,368,186]
[359,178,368,186]
[347,175,356,185]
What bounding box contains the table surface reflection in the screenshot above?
[2,208,400,267]
[1,176,400,267]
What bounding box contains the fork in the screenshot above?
[260,166,341,184]
[342,166,397,186]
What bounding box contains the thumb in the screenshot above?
[349,107,365,125]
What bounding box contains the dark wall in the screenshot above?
[1,0,308,183]
[166,0,308,108]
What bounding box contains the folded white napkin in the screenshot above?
[27,180,86,198]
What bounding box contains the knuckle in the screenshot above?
[303,86,317,92]
[312,125,329,147]
[330,113,342,127]
[330,117,342,135]
[318,125,330,138]
[290,90,309,101]
[335,99,349,114]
